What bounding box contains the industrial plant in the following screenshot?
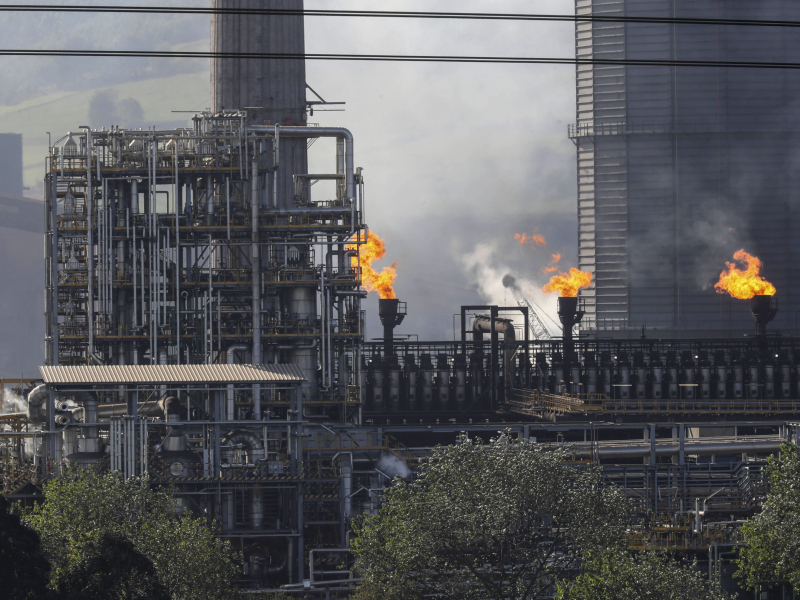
[3,1,800,598]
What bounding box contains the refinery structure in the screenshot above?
[2,1,800,597]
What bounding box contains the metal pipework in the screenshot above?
[472,316,516,389]
[249,127,355,201]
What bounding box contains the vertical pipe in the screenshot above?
[132,179,139,214]
[51,173,59,365]
[84,129,94,358]
[252,160,261,418]
[226,176,231,240]
[175,143,181,364]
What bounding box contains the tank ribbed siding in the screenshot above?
[573,0,800,336]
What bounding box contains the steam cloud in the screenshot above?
[2,389,28,414]
[461,242,559,333]
[378,454,411,480]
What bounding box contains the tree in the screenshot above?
[737,443,800,593]
[57,533,169,600]
[24,466,241,600]
[0,494,51,600]
[350,432,629,600]
[555,549,732,600]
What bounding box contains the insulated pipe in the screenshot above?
[248,127,355,201]
[72,402,162,420]
[569,438,782,460]
[472,316,516,389]
[26,384,49,422]
[334,452,353,519]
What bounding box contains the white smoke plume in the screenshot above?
[378,454,411,480]
[460,242,560,335]
[2,389,28,414]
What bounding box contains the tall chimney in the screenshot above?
[378,299,406,361]
[211,0,308,208]
[751,295,778,336]
[557,297,584,360]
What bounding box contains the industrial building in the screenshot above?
[573,0,800,336]
[2,1,800,598]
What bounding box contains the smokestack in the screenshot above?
[210,0,308,208]
[557,297,584,359]
[378,299,406,361]
[751,295,778,336]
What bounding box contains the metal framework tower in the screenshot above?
[44,115,366,415]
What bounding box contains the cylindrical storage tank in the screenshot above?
[616,353,630,400]
[404,354,419,408]
[733,360,744,399]
[369,355,384,411]
[584,352,598,395]
[569,363,582,396]
[436,354,451,408]
[359,355,368,404]
[764,360,776,399]
[714,350,727,399]
[600,351,613,397]
[680,352,695,400]
[632,351,646,399]
[748,364,761,400]
[287,287,318,397]
[469,352,484,403]
[453,354,467,410]
[666,351,679,399]
[650,351,663,400]
[699,353,711,400]
[420,354,435,410]
[552,353,565,395]
[781,361,792,399]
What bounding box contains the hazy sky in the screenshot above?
[0,0,577,344]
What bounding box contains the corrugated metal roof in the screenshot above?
[39,364,306,385]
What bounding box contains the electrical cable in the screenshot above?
[1,5,800,30]
[3,49,800,70]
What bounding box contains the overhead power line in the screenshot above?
[4,49,800,70]
[1,5,800,29]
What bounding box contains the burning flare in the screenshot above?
[542,268,592,297]
[514,229,546,247]
[715,249,776,299]
[543,253,562,273]
[347,231,397,299]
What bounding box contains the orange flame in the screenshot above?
[347,231,397,299]
[514,229,547,247]
[714,249,776,299]
[542,268,593,297]
[543,253,562,273]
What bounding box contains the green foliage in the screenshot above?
[555,549,732,600]
[56,533,169,600]
[0,494,51,600]
[23,466,240,600]
[737,443,800,591]
[351,432,629,600]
